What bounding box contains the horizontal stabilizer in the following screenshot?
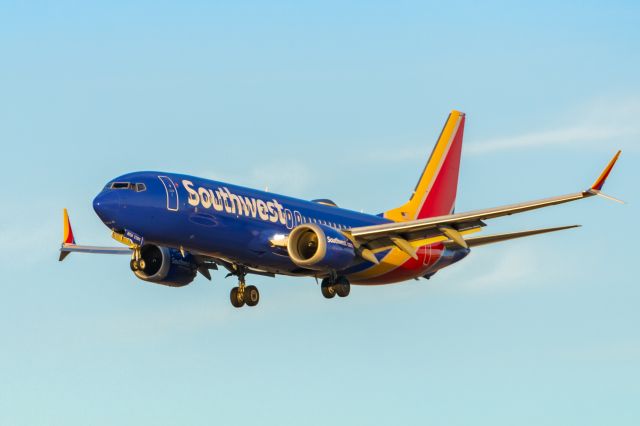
[448,225,580,248]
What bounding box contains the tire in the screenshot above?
[230,287,245,308]
[245,285,260,307]
[130,259,139,271]
[321,279,336,299]
[335,277,350,297]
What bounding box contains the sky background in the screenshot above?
[1,1,638,425]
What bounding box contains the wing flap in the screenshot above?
[356,227,483,254]
[353,219,485,244]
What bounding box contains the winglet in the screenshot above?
[60,209,75,261]
[63,208,76,245]
[590,150,621,191]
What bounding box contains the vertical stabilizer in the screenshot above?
[385,110,466,221]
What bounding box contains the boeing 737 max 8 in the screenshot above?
[59,111,622,308]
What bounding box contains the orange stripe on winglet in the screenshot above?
[63,208,76,245]
[591,150,621,191]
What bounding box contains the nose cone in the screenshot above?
[93,190,122,226]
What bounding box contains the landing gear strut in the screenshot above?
[229,266,260,308]
[321,276,350,299]
[129,247,145,271]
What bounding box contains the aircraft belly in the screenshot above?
[348,243,470,285]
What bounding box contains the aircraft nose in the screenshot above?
[93,190,122,226]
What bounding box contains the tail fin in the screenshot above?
[385,110,466,222]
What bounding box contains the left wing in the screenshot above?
[59,209,131,261]
[346,151,621,259]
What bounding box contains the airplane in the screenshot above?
[59,110,622,308]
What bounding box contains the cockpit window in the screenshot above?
[111,182,131,189]
[109,182,146,191]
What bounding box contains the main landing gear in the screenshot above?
[321,275,350,299]
[229,267,260,308]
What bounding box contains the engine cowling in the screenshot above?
[287,223,357,271]
[133,244,198,287]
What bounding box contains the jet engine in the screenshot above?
[133,244,198,287]
[287,223,357,271]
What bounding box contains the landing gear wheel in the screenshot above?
[245,285,260,307]
[321,279,336,299]
[130,259,139,271]
[138,259,146,270]
[230,287,245,308]
[335,277,351,298]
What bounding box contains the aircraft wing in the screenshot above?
[346,151,621,259]
[59,243,130,260]
[58,209,132,261]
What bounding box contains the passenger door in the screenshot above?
[158,176,179,211]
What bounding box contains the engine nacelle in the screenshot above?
[287,223,357,271]
[133,244,198,287]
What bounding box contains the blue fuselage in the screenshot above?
[93,172,390,275]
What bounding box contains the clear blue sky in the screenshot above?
[1,1,638,425]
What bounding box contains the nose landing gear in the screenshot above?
[129,246,145,271]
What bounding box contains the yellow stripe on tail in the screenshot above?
[385,110,466,222]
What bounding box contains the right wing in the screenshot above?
[59,243,131,259]
[59,209,131,261]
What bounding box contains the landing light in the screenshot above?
[269,233,288,248]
